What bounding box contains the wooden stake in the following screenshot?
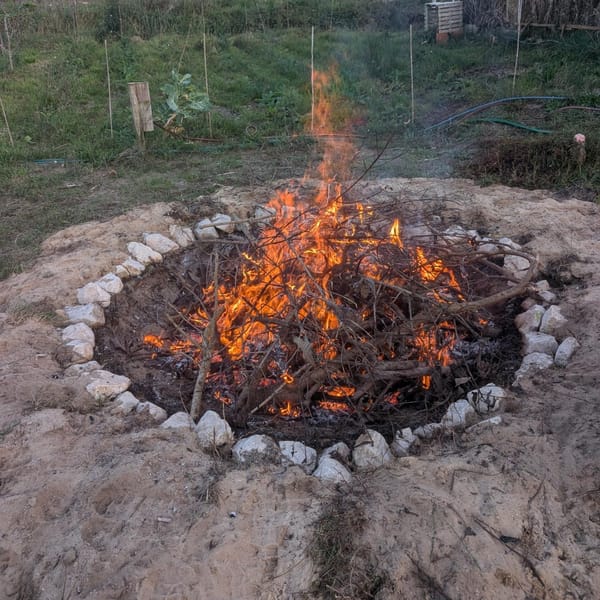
[128,82,154,150]
[512,0,522,93]
[3,15,13,72]
[104,40,114,138]
[0,96,14,146]
[311,26,315,133]
[202,29,213,138]
[409,24,415,124]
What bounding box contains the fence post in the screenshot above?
[128,82,154,150]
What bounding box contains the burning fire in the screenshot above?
[144,68,469,418]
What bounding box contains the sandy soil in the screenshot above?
[1,177,599,600]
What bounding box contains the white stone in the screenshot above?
[466,384,509,414]
[534,280,551,293]
[478,242,499,254]
[515,304,545,333]
[279,441,317,474]
[160,411,194,429]
[64,360,103,377]
[522,331,558,356]
[414,423,443,439]
[195,410,234,448]
[62,322,95,345]
[194,218,219,241]
[63,340,94,363]
[62,303,105,328]
[320,442,351,462]
[498,237,521,250]
[554,337,580,367]
[390,428,419,458]
[77,282,112,307]
[514,352,554,382]
[442,399,477,429]
[313,456,352,484]
[232,434,280,464]
[169,224,195,248]
[143,232,180,254]
[443,225,468,240]
[114,264,130,279]
[503,254,531,279]
[352,429,393,470]
[211,213,236,233]
[86,370,130,401]
[112,391,140,415]
[539,305,568,338]
[136,401,168,423]
[538,290,557,304]
[127,241,163,265]
[521,297,537,311]
[254,205,277,225]
[120,258,146,276]
[97,273,124,295]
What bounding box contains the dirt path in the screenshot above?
[1,178,599,599]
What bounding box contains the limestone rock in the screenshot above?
[61,303,105,328]
[442,399,477,429]
[514,304,545,333]
[498,237,521,250]
[77,282,112,307]
[539,305,568,338]
[554,336,580,367]
[414,423,443,439]
[279,441,317,474]
[232,434,280,464]
[62,340,94,364]
[97,273,123,295]
[62,322,95,345]
[169,224,195,248]
[478,242,499,254]
[514,352,554,382]
[112,391,140,415]
[119,258,146,277]
[64,360,103,377]
[352,429,393,470]
[321,441,351,462]
[143,232,180,254]
[86,370,130,401]
[194,218,219,242]
[195,410,234,448]
[211,213,235,234]
[254,205,277,225]
[466,384,509,414]
[127,241,163,265]
[538,290,557,304]
[313,456,352,484]
[503,254,531,279]
[391,428,419,457]
[522,331,558,356]
[136,401,168,423]
[161,411,194,429]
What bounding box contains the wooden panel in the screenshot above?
[425,2,463,34]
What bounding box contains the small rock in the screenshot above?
[390,428,419,458]
[161,412,194,429]
[77,282,112,307]
[514,304,545,333]
[97,273,123,295]
[513,352,554,382]
[120,258,146,277]
[86,370,130,401]
[62,340,94,364]
[279,441,317,474]
[61,322,95,345]
[313,456,352,484]
[503,254,532,279]
[443,225,468,241]
[169,224,195,248]
[114,264,130,279]
[195,410,234,448]
[352,429,393,470]
[498,237,521,250]
[62,548,78,566]
[127,242,163,265]
[61,303,105,328]
[142,232,180,254]
[466,384,509,414]
[320,442,351,462]
[538,290,557,304]
[478,242,499,254]
[136,401,168,423]
[521,297,537,311]
[522,331,558,356]
[534,280,551,293]
[442,399,477,429]
[64,360,102,376]
[414,423,443,439]
[232,434,280,464]
[194,218,219,241]
[539,305,568,338]
[554,336,580,367]
[112,391,140,415]
[211,213,236,234]
[254,205,277,225]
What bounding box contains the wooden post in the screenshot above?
[104,40,113,138]
[311,26,315,133]
[409,24,415,124]
[0,96,14,146]
[128,82,154,149]
[3,15,14,72]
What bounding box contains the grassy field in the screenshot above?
[1,0,600,279]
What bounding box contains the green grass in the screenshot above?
[1,4,600,280]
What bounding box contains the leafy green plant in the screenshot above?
[157,70,211,132]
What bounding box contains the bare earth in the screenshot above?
[1,177,599,600]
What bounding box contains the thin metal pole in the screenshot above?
[104,40,114,138]
[410,24,415,124]
[311,26,315,133]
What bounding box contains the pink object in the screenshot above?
[574,133,586,145]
